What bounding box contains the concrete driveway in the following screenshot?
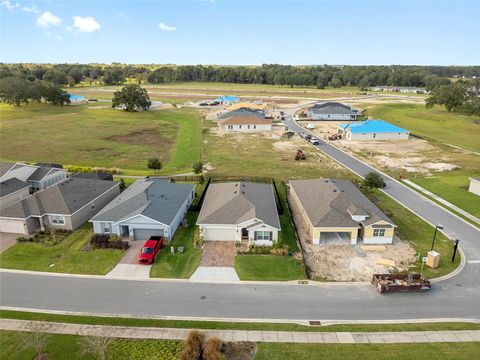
[106,240,151,279]
[190,241,239,282]
[0,233,18,253]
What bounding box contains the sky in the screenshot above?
[0,0,479,65]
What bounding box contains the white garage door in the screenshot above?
[0,219,26,234]
[133,228,164,241]
[203,228,236,241]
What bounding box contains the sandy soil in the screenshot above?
[288,191,417,282]
[299,121,459,174]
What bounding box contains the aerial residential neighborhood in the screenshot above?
[0,1,479,359]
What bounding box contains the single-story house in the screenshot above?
[468,178,480,196]
[0,178,120,235]
[214,95,239,106]
[372,86,428,94]
[218,116,272,132]
[226,102,267,112]
[90,179,195,240]
[0,178,31,208]
[71,172,114,181]
[0,162,67,192]
[307,102,359,121]
[217,107,265,120]
[289,179,396,245]
[197,182,281,246]
[337,120,410,141]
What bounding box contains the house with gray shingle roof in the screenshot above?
[90,179,195,240]
[0,178,31,208]
[0,178,119,235]
[307,102,359,121]
[289,179,395,245]
[197,182,281,245]
[0,162,67,192]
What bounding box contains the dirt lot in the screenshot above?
[288,191,417,281]
[299,121,459,175]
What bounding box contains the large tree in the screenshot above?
[112,84,151,112]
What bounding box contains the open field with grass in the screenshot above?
[150,212,201,278]
[255,343,480,360]
[365,103,480,152]
[0,225,124,275]
[0,103,202,175]
[3,310,480,333]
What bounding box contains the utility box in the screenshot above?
[427,251,441,269]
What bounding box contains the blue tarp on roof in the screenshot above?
[214,95,239,103]
[338,120,409,133]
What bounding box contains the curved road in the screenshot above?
[1,113,479,322]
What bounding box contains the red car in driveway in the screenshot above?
[138,236,164,264]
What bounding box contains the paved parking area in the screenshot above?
[0,233,18,253]
[200,241,236,267]
[106,239,151,278]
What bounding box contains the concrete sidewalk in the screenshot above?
[1,319,479,343]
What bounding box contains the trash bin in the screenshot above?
[426,251,441,269]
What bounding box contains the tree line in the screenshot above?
[1,63,479,88]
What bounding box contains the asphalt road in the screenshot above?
[1,112,479,321]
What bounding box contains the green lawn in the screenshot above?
[0,225,124,275]
[0,331,182,360]
[149,212,201,278]
[372,190,460,279]
[412,175,480,218]
[0,103,202,175]
[366,103,480,152]
[235,255,306,281]
[276,182,299,252]
[2,310,480,333]
[255,343,480,360]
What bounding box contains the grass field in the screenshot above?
[235,255,306,281]
[0,224,125,275]
[3,310,480,333]
[255,343,480,360]
[366,103,480,152]
[150,212,201,278]
[0,103,202,175]
[412,175,480,218]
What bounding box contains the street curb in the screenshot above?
[1,307,479,326]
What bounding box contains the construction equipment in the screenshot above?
[282,131,295,139]
[295,149,306,160]
[372,273,432,294]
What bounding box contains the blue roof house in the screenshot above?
[214,95,240,105]
[337,120,410,141]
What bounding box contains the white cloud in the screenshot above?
[71,16,100,33]
[1,1,20,12]
[22,4,40,13]
[36,11,62,28]
[158,22,176,31]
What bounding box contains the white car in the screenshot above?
[310,137,320,145]
[306,123,316,129]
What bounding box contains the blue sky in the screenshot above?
[1,0,479,65]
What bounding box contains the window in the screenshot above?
[50,215,65,225]
[227,125,233,130]
[254,231,272,241]
[102,222,111,233]
[373,228,385,237]
[239,125,242,129]
[253,125,256,129]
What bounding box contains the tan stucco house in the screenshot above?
[289,179,396,245]
[0,178,119,235]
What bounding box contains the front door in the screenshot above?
[121,226,129,237]
[241,228,248,238]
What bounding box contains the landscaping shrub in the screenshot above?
[202,337,223,360]
[193,162,203,174]
[237,243,288,256]
[90,234,129,250]
[179,330,204,360]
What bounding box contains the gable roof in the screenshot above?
[0,178,30,198]
[0,162,65,182]
[218,116,272,126]
[289,179,395,228]
[90,179,195,226]
[338,120,409,134]
[27,167,64,181]
[308,102,358,115]
[217,108,265,120]
[0,162,16,178]
[197,182,280,229]
[0,178,118,219]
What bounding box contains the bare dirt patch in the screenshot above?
[105,127,174,146]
